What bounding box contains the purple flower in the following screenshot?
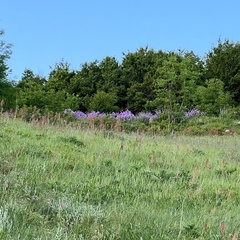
[98,113,107,118]
[87,111,100,119]
[64,109,161,123]
[137,112,158,121]
[75,111,87,119]
[115,110,136,121]
[184,109,203,120]
[109,112,118,118]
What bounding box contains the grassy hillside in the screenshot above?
[0,114,240,239]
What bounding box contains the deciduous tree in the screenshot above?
[151,51,202,123]
[0,29,15,109]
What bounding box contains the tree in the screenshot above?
[0,29,15,110]
[69,61,102,111]
[16,68,80,113]
[17,69,46,89]
[126,74,156,113]
[97,57,121,92]
[151,51,202,123]
[193,78,231,115]
[205,39,240,104]
[98,56,129,110]
[121,47,166,86]
[16,69,46,109]
[0,29,12,81]
[44,89,80,113]
[45,61,75,92]
[16,79,46,110]
[88,91,119,113]
[122,47,167,112]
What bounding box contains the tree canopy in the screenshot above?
[1,33,239,116]
[205,39,240,104]
[0,29,15,109]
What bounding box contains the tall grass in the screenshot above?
[0,112,240,239]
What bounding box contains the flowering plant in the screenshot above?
[184,109,204,120]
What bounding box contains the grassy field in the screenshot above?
[0,114,240,239]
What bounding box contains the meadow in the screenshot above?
[0,112,240,239]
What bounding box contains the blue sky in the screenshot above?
[1,0,240,81]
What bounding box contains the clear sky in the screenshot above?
[1,0,240,81]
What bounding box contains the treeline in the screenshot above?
[1,29,240,120]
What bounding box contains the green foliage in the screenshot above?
[180,115,234,135]
[45,60,76,92]
[44,90,80,113]
[97,56,121,93]
[205,39,240,104]
[127,75,156,113]
[0,29,12,81]
[17,69,46,89]
[193,78,232,114]
[17,83,79,113]
[122,47,167,111]
[68,61,101,111]
[0,29,16,110]
[126,83,148,113]
[17,68,80,113]
[70,61,100,96]
[150,51,202,124]
[17,80,46,109]
[8,38,239,118]
[0,80,16,110]
[121,47,166,86]
[16,70,47,110]
[89,91,119,113]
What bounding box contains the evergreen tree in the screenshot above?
[205,39,240,104]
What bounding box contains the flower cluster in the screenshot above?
[65,109,206,122]
[137,112,159,121]
[114,110,136,121]
[64,108,208,125]
[75,111,87,119]
[109,110,135,121]
[74,111,106,120]
[64,109,161,122]
[184,109,203,119]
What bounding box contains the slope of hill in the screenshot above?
[0,114,240,239]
